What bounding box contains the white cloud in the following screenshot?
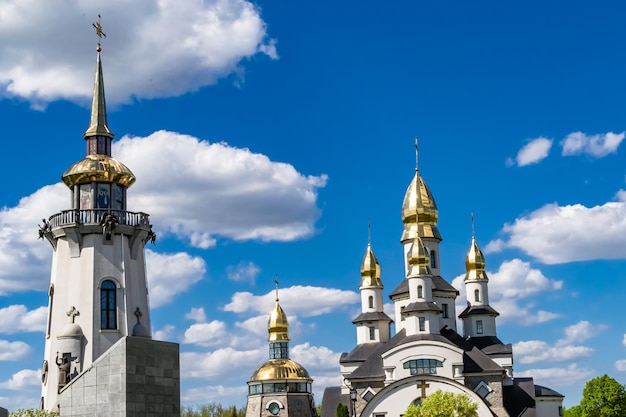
[183,320,229,347]
[0,369,40,390]
[511,137,553,167]
[452,259,561,326]
[153,325,176,342]
[116,131,328,248]
[561,131,625,157]
[0,0,277,107]
[513,340,593,364]
[516,363,594,387]
[146,250,206,308]
[223,285,359,317]
[557,320,608,346]
[185,307,208,324]
[181,348,264,379]
[623,334,626,347]
[0,305,47,334]
[616,360,626,372]
[181,385,248,406]
[227,261,260,284]
[291,343,341,372]
[0,340,32,361]
[486,199,626,264]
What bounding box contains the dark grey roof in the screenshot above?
[534,384,564,398]
[340,342,386,364]
[321,386,349,417]
[389,275,459,299]
[439,326,504,373]
[465,335,512,355]
[352,311,393,324]
[458,304,500,318]
[503,378,537,417]
[403,301,441,313]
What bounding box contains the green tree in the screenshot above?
[563,405,582,417]
[336,403,349,417]
[404,390,478,417]
[180,403,245,417]
[9,410,59,417]
[580,374,626,417]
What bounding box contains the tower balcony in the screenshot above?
[48,209,150,229]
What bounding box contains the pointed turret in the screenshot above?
[459,220,499,338]
[353,228,392,344]
[84,48,114,140]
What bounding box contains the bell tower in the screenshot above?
[39,17,155,411]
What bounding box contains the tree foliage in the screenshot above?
[580,374,626,417]
[563,405,582,417]
[336,403,349,417]
[181,403,246,417]
[404,390,478,417]
[9,410,59,417]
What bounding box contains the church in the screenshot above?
[320,148,564,417]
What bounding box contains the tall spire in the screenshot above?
[415,136,419,172]
[84,14,113,140]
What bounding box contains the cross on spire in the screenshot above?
[274,275,279,302]
[471,211,475,238]
[66,306,79,324]
[92,14,106,51]
[415,136,419,171]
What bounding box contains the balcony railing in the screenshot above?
[48,209,150,229]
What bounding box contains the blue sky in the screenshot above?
[1,0,626,411]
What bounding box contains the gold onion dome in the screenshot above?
[407,236,432,277]
[62,155,136,188]
[465,236,489,281]
[249,359,311,382]
[401,170,441,243]
[268,301,289,342]
[360,243,382,287]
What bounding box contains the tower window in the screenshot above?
[474,289,480,302]
[269,342,289,359]
[418,317,425,332]
[417,285,423,299]
[441,303,449,319]
[368,296,374,309]
[100,280,117,330]
[430,250,437,268]
[476,320,483,334]
[369,326,376,340]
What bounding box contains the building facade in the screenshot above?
[321,146,564,417]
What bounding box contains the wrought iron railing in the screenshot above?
[48,209,150,228]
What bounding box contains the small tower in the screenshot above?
[39,19,154,411]
[246,283,316,417]
[459,222,499,339]
[401,235,442,335]
[352,234,392,344]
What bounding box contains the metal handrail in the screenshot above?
[48,209,150,228]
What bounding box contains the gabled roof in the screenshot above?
[503,378,537,417]
[403,301,441,314]
[535,384,564,398]
[389,275,459,299]
[465,335,512,355]
[321,386,349,417]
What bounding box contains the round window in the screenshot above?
[268,402,280,415]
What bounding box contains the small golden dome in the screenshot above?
[62,154,136,188]
[249,359,312,382]
[407,236,432,277]
[465,236,489,281]
[268,301,289,342]
[360,243,382,288]
[400,171,441,243]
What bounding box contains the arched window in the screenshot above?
[474,289,480,302]
[368,296,374,309]
[417,285,423,299]
[100,280,117,329]
[430,250,437,268]
[403,358,444,375]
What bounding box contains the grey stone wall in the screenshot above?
[246,393,315,417]
[59,336,180,417]
[465,375,509,417]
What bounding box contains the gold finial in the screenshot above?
[93,14,106,52]
[274,275,279,302]
[415,136,419,171]
[471,211,475,238]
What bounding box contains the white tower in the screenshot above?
[353,241,392,344]
[39,28,154,411]
[459,232,499,338]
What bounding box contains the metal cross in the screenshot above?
[416,380,430,398]
[274,275,279,302]
[92,14,106,49]
[134,307,143,323]
[66,306,79,324]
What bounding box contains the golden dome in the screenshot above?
[268,301,289,342]
[400,170,441,243]
[407,236,431,277]
[62,154,136,188]
[360,243,382,288]
[249,358,311,382]
[465,236,489,281]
